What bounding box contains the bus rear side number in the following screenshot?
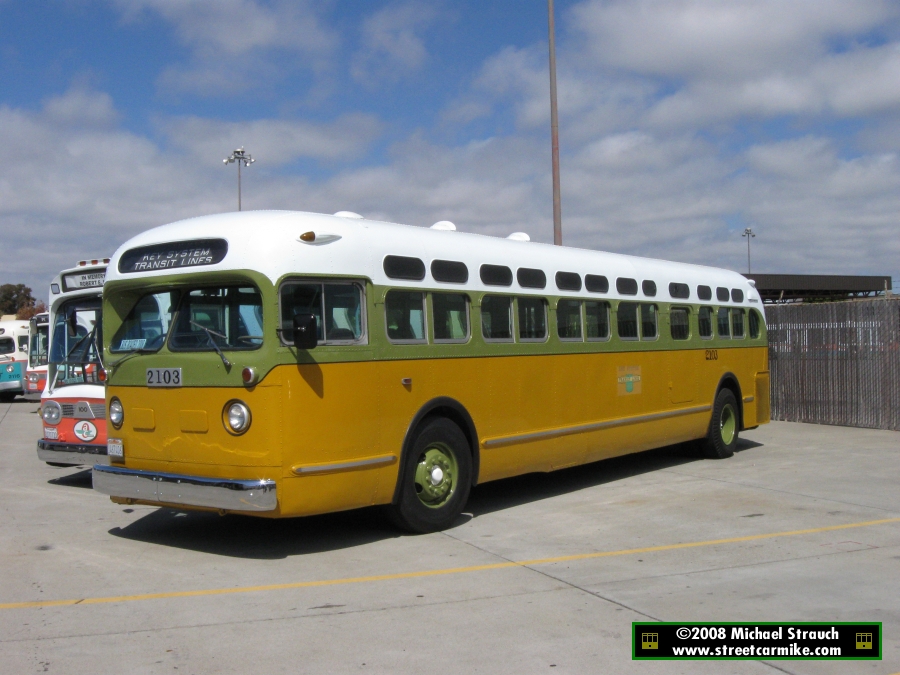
[705,349,718,361]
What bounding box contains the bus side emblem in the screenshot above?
[73,421,98,442]
[617,366,642,395]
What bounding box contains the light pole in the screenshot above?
[548,0,562,246]
[223,148,255,211]
[742,227,756,274]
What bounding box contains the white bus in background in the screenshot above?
[0,315,30,402]
[37,259,111,467]
[24,312,50,400]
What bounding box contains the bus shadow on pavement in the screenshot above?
[107,437,764,559]
[465,437,764,518]
[47,468,93,489]
[107,504,399,559]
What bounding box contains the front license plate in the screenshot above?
[146,368,182,387]
[107,438,124,460]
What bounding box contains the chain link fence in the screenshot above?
[766,298,900,430]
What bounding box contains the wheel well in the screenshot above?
[716,373,744,429]
[393,397,480,504]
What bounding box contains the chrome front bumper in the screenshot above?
[37,440,109,466]
[92,465,277,512]
[0,379,23,392]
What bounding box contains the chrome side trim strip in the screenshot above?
[92,465,277,512]
[482,404,713,449]
[292,454,397,476]
[743,396,755,403]
[37,440,109,466]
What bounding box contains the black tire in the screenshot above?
[700,388,739,459]
[389,418,473,534]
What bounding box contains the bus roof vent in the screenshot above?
[747,279,757,287]
[431,221,456,231]
[333,211,364,219]
[507,232,530,242]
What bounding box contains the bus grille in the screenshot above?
[60,403,107,419]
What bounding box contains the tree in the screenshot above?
[17,301,47,320]
[0,284,36,316]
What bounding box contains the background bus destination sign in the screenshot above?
[118,238,228,274]
[62,271,106,292]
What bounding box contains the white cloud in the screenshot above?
[42,88,120,128]
[351,2,442,85]
[570,0,895,79]
[160,114,384,167]
[111,0,338,95]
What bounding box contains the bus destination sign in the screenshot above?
[62,271,106,292]
[118,238,228,274]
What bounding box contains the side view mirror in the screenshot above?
[292,313,318,350]
[66,312,78,338]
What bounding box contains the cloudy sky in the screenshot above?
[2,0,899,301]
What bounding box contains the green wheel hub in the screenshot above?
[414,444,458,508]
[719,403,736,445]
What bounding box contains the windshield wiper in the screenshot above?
[107,346,147,371]
[63,327,93,362]
[190,321,232,368]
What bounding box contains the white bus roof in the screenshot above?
[105,210,762,307]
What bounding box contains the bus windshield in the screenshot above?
[50,298,103,386]
[0,337,14,355]
[110,286,263,353]
[29,324,49,368]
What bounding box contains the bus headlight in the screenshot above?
[109,397,124,429]
[5,365,13,373]
[223,400,251,435]
[42,401,62,425]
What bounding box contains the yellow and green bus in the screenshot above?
[93,210,769,532]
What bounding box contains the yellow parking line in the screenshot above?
[2,516,898,611]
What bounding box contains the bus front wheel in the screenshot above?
[389,418,473,534]
[701,388,739,459]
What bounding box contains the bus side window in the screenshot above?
[517,296,547,341]
[749,309,761,339]
[731,308,745,338]
[385,290,426,343]
[481,295,513,341]
[557,299,582,340]
[617,302,639,340]
[585,301,610,340]
[324,285,363,342]
[717,307,731,338]
[432,293,469,343]
[641,304,658,340]
[698,306,713,339]
[670,307,690,340]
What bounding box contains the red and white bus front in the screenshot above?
[37,261,110,467]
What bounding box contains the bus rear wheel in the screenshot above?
[700,388,739,459]
[389,418,472,534]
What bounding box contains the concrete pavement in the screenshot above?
[1,398,897,674]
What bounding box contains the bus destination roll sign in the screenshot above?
[62,271,106,292]
[118,238,228,274]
